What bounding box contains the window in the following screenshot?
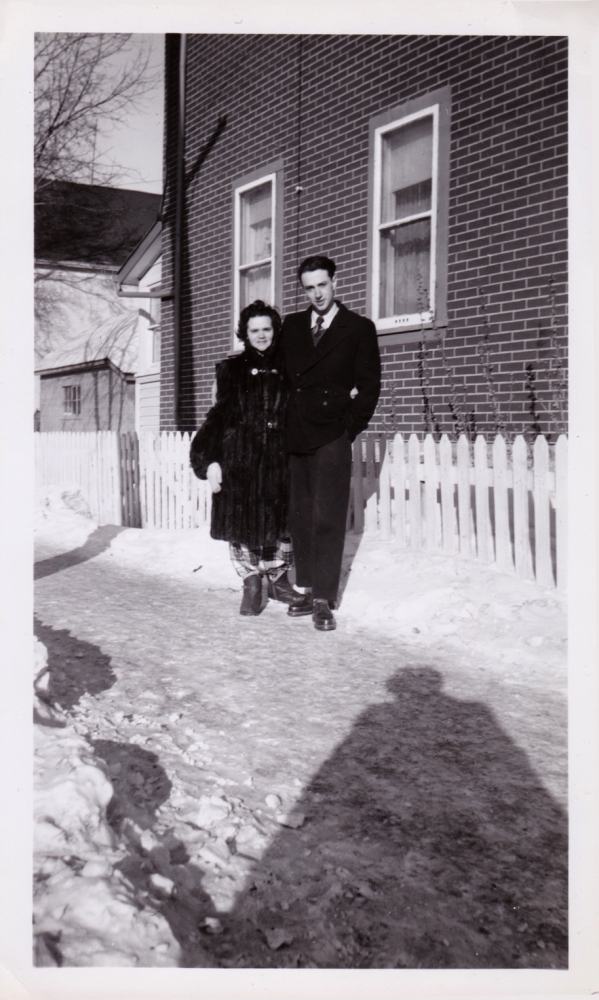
[235,175,275,313]
[369,89,450,336]
[232,164,283,349]
[63,384,81,416]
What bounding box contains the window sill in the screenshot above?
[377,326,445,348]
[375,310,436,333]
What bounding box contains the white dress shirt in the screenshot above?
[311,302,339,333]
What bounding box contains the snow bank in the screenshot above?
[33,638,181,967]
[340,536,566,673]
[109,524,238,589]
[35,486,97,555]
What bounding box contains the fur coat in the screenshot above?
[190,341,289,548]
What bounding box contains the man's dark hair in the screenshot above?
[237,299,282,342]
[297,255,336,282]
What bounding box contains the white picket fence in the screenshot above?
[34,430,567,591]
[35,431,122,525]
[138,432,212,530]
[351,432,567,592]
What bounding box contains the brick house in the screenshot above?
[158,34,567,440]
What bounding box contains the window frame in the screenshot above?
[147,281,162,368]
[231,162,283,352]
[63,383,81,417]
[367,87,451,343]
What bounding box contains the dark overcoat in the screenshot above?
[190,343,289,548]
[281,302,381,453]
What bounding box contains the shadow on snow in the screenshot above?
[197,666,567,969]
[34,525,126,581]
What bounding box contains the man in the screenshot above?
[282,255,381,631]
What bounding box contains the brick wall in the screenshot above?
[160,33,567,440]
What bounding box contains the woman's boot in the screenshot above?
[267,570,298,605]
[240,574,263,616]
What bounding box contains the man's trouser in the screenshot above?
[288,432,352,604]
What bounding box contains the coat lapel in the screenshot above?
[295,303,350,377]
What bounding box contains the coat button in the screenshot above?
[297,388,301,393]
[323,401,328,406]
[251,368,258,375]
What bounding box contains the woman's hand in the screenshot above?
[207,462,222,493]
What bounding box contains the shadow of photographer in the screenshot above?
[206,665,567,969]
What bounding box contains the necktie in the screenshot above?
[313,315,325,346]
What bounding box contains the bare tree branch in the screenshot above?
[35,33,160,194]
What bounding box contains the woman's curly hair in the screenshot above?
[237,300,282,343]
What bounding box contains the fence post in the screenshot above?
[364,436,377,534]
[512,435,533,581]
[408,434,421,549]
[120,433,129,526]
[423,434,437,551]
[392,433,406,545]
[492,434,512,573]
[533,434,554,588]
[439,434,455,554]
[474,434,493,564]
[379,439,391,540]
[555,434,568,593]
[456,434,471,558]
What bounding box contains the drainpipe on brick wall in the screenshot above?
[295,36,304,312]
[173,33,187,428]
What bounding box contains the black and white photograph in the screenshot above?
[1,1,597,996]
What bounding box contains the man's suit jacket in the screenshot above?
[282,302,381,454]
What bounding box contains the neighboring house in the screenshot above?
[116,221,163,434]
[34,180,161,430]
[35,351,135,433]
[157,34,567,440]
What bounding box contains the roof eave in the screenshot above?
[116,220,162,289]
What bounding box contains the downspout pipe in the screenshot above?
[173,33,187,429]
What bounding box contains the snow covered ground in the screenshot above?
[36,486,567,680]
[105,505,567,683]
[33,488,567,969]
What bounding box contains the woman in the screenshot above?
[190,300,297,616]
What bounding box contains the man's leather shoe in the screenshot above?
[287,592,314,617]
[312,598,336,631]
[240,574,263,615]
[267,571,299,605]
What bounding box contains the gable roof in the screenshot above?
[117,219,162,290]
[35,181,161,270]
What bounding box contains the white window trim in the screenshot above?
[233,172,276,351]
[371,104,439,332]
[147,281,162,370]
[63,384,81,417]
